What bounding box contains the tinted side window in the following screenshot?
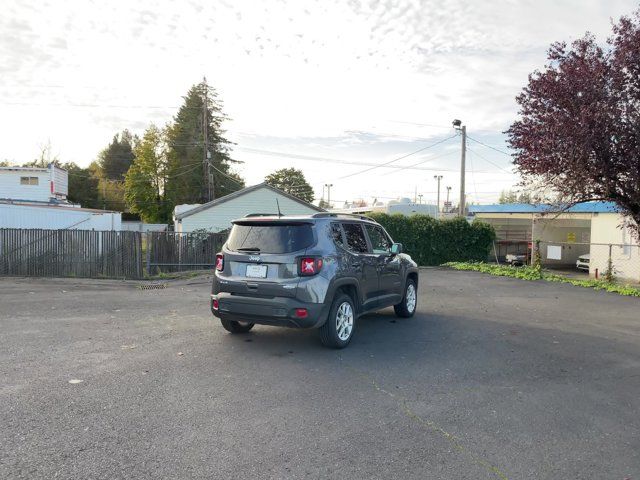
[342,223,369,253]
[365,225,392,254]
[331,223,345,248]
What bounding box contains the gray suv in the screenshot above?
[210,213,419,348]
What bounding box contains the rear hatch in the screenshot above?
[218,219,315,298]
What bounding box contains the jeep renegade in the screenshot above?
[210,213,419,348]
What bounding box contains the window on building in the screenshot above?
[20,176,39,186]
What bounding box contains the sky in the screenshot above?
[1,0,636,207]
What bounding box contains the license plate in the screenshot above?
[246,264,267,278]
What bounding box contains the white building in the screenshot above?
[470,202,640,283]
[0,164,122,231]
[0,164,68,203]
[174,183,323,233]
[331,198,439,217]
[0,202,121,230]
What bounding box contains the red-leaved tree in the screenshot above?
[507,10,640,237]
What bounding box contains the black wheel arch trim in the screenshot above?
[324,277,362,313]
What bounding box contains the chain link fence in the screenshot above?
[536,241,640,283]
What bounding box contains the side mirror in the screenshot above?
[390,243,403,255]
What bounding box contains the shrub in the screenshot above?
[368,213,496,266]
[444,262,640,297]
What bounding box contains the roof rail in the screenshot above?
[311,212,375,221]
[244,213,278,217]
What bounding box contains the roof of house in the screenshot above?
[174,183,324,220]
[0,166,49,173]
[470,201,620,214]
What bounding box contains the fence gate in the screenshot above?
[146,231,227,274]
[0,228,143,279]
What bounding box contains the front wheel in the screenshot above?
[319,293,355,348]
[394,278,417,318]
[220,318,255,334]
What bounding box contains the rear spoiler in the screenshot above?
[232,218,313,226]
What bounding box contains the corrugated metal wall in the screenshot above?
[0,204,122,230]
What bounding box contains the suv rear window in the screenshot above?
[227,223,314,254]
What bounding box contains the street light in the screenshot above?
[433,175,443,217]
[324,183,333,206]
[452,119,466,216]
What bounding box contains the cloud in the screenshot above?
[0,0,637,203]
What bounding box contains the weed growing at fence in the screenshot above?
[444,262,640,297]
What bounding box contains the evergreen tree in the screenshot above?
[64,162,100,208]
[98,130,136,180]
[165,80,244,208]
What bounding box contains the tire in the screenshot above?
[319,293,356,349]
[394,278,417,318]
[220,318,255,334]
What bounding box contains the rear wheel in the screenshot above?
[319,293,355,348]
[394,278,417,318]
[220,318,255,334]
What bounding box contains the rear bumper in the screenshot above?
[211,293,327,329]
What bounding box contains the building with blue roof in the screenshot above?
[470,201,638,282]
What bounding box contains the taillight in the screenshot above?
[215,254,224,271]
[299,257,323,276]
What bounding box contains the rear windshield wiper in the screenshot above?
[237,247,261,252]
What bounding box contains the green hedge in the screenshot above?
[368,213,496,266]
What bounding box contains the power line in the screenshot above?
[467,135,513,156]
[210,164,245,188]
[236,145,476,173]
[337,134,458,180]
[0,101,201,110]
[466,146,514,174]
[384,150,458,176]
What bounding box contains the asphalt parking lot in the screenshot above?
[1,268,639,479]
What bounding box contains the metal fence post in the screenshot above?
[145,232,151,277]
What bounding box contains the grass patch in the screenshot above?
[443,262,640,297]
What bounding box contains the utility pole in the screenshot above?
[202,77,213,203]
[446,186,451,213]
[452,119,466,216]
[325,183,333,207]
[418,194,423,204]
[433,175,443,217]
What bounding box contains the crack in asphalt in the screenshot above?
[343,361,509,480]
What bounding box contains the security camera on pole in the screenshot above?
[452,119,466,217]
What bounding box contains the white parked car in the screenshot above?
[576,254,590,271]
[505,253,527,266]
